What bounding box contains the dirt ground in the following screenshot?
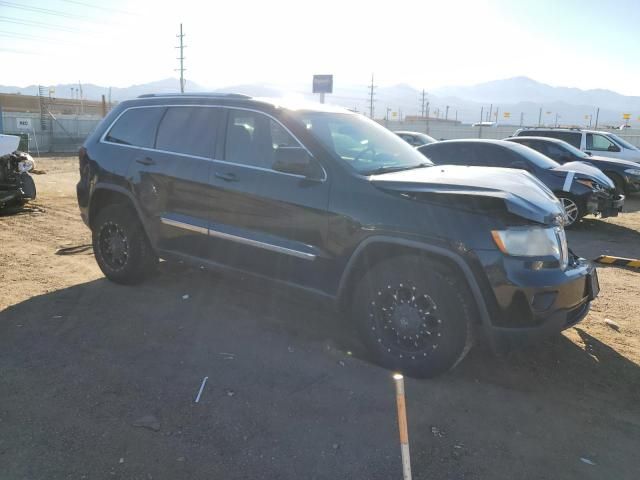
[1,157,639,479]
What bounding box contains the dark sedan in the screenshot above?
[418,139,624,227]
[505,136,640,195]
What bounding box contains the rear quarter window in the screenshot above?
[104,107,165,148]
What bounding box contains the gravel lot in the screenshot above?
[1,157,639,479]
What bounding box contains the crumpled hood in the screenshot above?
[0,134,19,157]
[552,161,615,189]
[370,165,564,225]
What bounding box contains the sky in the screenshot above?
[1,0,640,95]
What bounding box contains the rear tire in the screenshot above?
[352,255,474,378]
[92,205,158,284]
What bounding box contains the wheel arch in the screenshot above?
[89,184,147,233]
[336,236,492,329]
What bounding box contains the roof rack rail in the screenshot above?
[522,126,582,131]
[137,92,252,99]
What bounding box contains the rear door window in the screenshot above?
[476,144,514,167]
[553,132,581,148]
[155,107,221,158]
[105,107,165,147]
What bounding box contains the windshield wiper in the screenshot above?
[365,163,431,176]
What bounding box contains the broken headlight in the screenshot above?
[18,153,35,173]
[491,226,568,269]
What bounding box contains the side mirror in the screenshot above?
[272,147,322,179]
[608,144,621,152]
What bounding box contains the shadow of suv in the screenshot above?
[77,93,599,377]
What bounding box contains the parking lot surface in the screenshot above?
[1,158,639,479]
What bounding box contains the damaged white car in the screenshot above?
[0,134,36,209]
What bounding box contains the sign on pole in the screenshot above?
[312,75,333,94]
[313,74,333,104]
[623,113,631,120]
[503,112,511,118]
[16,118,32,131]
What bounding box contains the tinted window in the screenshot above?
[156,107,221,157]
[105,107,165,147]
[225,110,299,169]
[420,143,478,166]
[477,144,516,167]
[506,142,559,169]
[544,142,571,161]
[518,130,581,148]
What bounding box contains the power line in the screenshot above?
[56,0,139,16]
[368,73,376,119]
[0,1,89,20]
[0,30,71,43]
[0,16,83,33]
[175,23,186,93]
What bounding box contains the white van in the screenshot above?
[513,128,640,163]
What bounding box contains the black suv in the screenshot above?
[77,94,599,377]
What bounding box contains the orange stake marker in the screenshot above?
[393,373,412,480]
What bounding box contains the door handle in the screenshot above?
[214,172,238,182]
[136,157,156,166]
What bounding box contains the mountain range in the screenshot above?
[2,76,638,126]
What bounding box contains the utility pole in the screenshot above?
[445,105,449,121]
[495,107,499,126]
[520,112,524,127]
[420,89,427,118]
[368,74,376,119]
[176,23,186,93]
[488,104,493,122]
[455,110,458,122]
[594,107,600,128]
[554,112,559,127]
[78,81,84,115]
[538,107,542,126]
[425,101,430,134]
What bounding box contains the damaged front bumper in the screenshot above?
[583,189,624,218]
[473,249,599,349]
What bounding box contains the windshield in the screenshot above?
[608,133,638,150]
[297,112,433,174]
[507,142,561,169]
[415,133,437,145]
[557,141,591,159]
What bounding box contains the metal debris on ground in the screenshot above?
[182,294,190,300]
[431,426,445,437]
[580,457,596,466]
[219,352,235,360]
[194,376,208,403]
[604,318,620,331]
[55,244,93,255]
[226,389,235,397]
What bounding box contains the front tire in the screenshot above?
[92,205,158,284]
[557,194,582,228]
[352,255,474,378]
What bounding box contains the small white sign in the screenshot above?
[16,118,32,131]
